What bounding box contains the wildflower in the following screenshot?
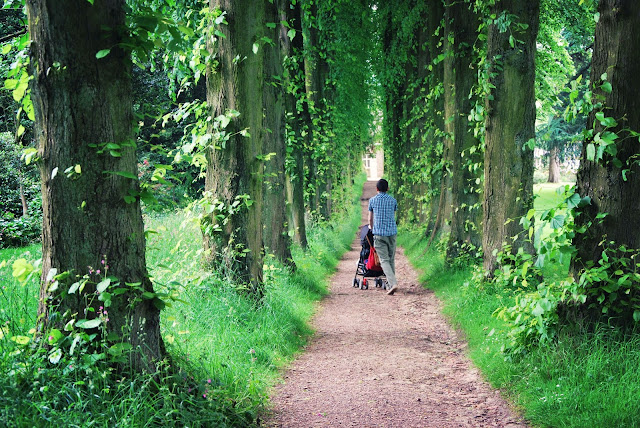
[207,379,212,384]
[101,259,105,265]
[188,387,192,393]
[96,269,101,275]
[203,393,207,398]
[48,336,53,341]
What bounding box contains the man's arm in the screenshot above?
[368,210,374,232]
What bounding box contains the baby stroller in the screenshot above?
[353,224,387,290]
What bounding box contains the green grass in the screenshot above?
[0,174,365,426]
[398,183,640,427]
[0,244,41,337]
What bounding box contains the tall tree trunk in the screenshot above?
[262,0,294,266]
[482,0,539,275]
[412,3,430,223]
[572,0,640,270]
[317,39,333,219]
[27,0,163,370]
[302,0,323,216]
[436,1,455,239]
[205,0,265,292]
[282,0,308,250]
[446,0,482,261]
[425,0,448,246]
[423,0,445,240]
[14,130,29,218]
[548,144,560,183]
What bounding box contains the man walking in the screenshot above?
[368,179,399,295]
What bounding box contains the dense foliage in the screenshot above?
[2,0,640,425]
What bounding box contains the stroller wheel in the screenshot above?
[353,278,359,288]
[361,278,368,290]
[375,278,382,288]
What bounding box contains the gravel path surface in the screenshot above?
[263,181,527,427]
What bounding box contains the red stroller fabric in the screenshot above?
[365,237,383,271]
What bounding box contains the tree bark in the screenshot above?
[205,0,265,292]
[302,0,324,216]
[483,0,539,275]
[572,0,640,269]
[26,0,163,370]
[282,0,308,250]
[262,0,294,266]
[436,0,456,240]
[424,0,447,245]
[548,144,560,183]
[446,0,483,261]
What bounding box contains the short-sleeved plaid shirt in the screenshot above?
[368,192,398,236]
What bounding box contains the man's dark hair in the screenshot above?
[376,179,389,192]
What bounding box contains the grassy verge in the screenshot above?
[398,184,640,427]
[0,175,365,426]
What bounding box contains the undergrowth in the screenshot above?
[398,183,640,427]
[0,175,364,426]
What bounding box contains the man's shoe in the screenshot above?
[386,285,398,295]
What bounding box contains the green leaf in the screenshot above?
[599,131,618,145]
[565,192,581,209]
[634,311,640,322]
[551,214,565,229]
[47,329,64,344]
[49,348,63,364]
[12,258,34,282]
[11,335,31,345]
[68,281,81,294]
[96,49,111,59]
[601,82,612,93]
[177,25,194,37]
[1,44,11,54]
[595,112,617,127]
[107,171,137,179]
[75,319,102,329]
[287,29,296,40]
[142,291,156,299]
[108,342,132,356]
[12,81,28,102]
[586,143,595,161]
[216,114,231,129]
[252,43,259,54]
[23,148,38,165]
[97,278,111,293]
[4,78,18,89]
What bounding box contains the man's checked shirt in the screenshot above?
[368,192,398,236]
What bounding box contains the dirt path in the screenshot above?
[263,181,526,427]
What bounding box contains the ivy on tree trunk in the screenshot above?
[482,0,539,275]
[27,0,163,371]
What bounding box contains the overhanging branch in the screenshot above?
[0,28,27,44]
